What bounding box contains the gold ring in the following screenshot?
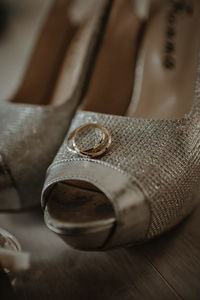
[66,123,111,158]
[66,125,106,153]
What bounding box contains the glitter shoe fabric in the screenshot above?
[0,99,77,210]
[42,61,200,243]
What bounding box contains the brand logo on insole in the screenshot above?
[164,0,193,70]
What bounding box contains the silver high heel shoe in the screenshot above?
[0,0,110,210]
[42,0,200,250]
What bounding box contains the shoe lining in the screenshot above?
[81,0,141,116]
[13,0,75,105]
[127,0,200,119]
[6,0,99,106]
[82,0,200,119]
[0,0,53,103]
[47,181,115,225]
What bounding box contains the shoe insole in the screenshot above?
[13,0,76,105]
[46,181,115,229]
[45,181,115,249]
[2,0,98,106]
[49,14,98,106]
[0,0,53,103]
[126,0,200,119]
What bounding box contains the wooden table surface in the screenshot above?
[0,201,200,300]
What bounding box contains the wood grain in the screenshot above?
[137,205,200,299]
[0,204,200,299]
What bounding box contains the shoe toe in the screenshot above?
[42,159,150,250]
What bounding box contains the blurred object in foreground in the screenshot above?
[0,1,10,36]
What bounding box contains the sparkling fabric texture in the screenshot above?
[0,100,76,209]
[44,62,200,239]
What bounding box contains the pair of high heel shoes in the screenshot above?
[1,0,200,251]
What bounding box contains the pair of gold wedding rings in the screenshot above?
[66,123,111,158]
